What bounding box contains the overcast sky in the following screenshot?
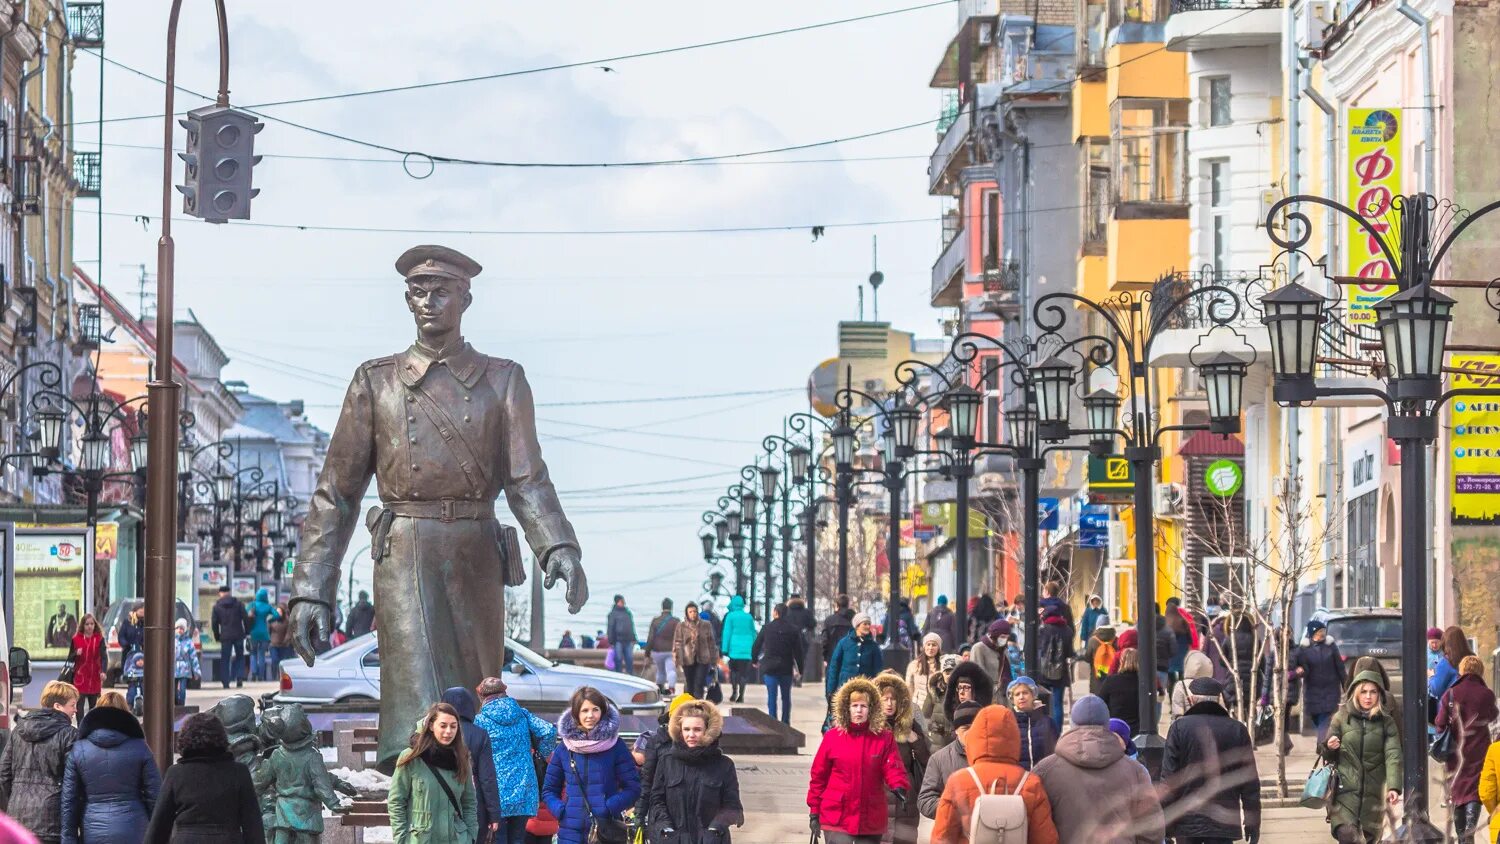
[72,0,957,638]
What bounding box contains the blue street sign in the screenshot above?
[1038,497,1060,531]
[1079,504,1111,548]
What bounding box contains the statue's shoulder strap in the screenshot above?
[357,355,397,375]
[481,355,518,395]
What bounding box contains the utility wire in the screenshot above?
[79,2,957,123]
[90,52,936,172]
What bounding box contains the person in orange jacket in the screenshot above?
[931,705,1059,844]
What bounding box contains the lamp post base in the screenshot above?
[881,643,910,676]
[1134,732,1166,782]
[1394,817,1444,843]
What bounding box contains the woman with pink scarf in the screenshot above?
[541,687,640,844]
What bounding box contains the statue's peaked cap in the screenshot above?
[396,245,482,283]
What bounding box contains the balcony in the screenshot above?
[931,226,967,307]
[1165,0,1282,51]
[928,83,1000,195]
[1146,269,1271,372]
[73,151,101,198]
[969,260,1022,318]
[998,20,1076,99]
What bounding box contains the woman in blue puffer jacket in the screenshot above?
[61,697,161,844]
[474,676,557,844]
[542,687,639,844]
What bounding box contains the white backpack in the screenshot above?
[963,766,1031,843]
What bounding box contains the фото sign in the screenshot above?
[1345,108,1402,324]
[1451,354,1500,525]
[1204,459,1244,497]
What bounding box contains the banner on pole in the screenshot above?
[1345,107,1402,324]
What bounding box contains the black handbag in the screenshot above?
[1430,696,1458,763]
[1253,705,1275,746]
[58,642,77,684]
[567,751,628,844]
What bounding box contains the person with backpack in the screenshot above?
[807,677,909,844]
[1031,695,1164,843]
[1083,624,1117,696]
[919,702,983,820]
[1035,607,1074,730]
[932,705,1060,844]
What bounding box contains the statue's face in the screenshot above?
[405,278,470,337]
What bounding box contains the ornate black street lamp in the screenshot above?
[1028,277,1252,764]
[1262,191,1500,835]
[835,375,944,673]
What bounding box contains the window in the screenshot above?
[1080,0,1107,68]
[981,190,1001,272]
[982,362,1001,444]
[1205,77,1231,127]
[1112,99,1189,205]
[1082,138,1110,247]
[1346,491,1379,607]
[1206,158,1230,274]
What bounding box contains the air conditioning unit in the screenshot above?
[1302,0,1332,50]
[1259,188,1284,229]
[977,20,995,46]
[1155,482,1186,517]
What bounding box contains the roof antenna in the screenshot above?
[868,236,884,323]
[857,285,865,321]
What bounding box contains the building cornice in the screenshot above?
[1322,0,1453,99]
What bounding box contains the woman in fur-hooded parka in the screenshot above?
[874,672,931,831]
[927,661,995,752]
[647,700,743,843]
[806,678,909,838]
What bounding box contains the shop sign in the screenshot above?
[1345,108,1402,324]
[1451,354,1500,525]
[1204,459,1244,497]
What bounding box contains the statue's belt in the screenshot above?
[383,499,496,522]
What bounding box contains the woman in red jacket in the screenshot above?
[69,613,106,720]
[807,676,909,844]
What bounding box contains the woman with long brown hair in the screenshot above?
[542,687,639,844]
[904,633,943,712]
[1429,625,1473,725]
[68,614,106,720]
[389,702,478,843]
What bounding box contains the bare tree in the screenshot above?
[1174,470,1345,796]
[505,588,529,642]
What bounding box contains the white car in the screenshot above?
[277,633,664,713]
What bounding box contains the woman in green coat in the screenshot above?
[1319,669,1401,844]
[389,702,479,844]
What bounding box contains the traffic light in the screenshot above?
[178,105,263,223]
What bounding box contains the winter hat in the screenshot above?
[1094,625,1116,642]
[937,595,949,607]
[668,693,695,713]
[1427,627,1444,640]
[1007,676,1038,694]
[662,598,673,610]
[1070,694,1110,727]
[1305,619,1326,639]
[987,619,1011,638]
[922,632,943,649]
[940,654,959,672]
[852,612,872,629]
[1108,718,1137,754]
[1188,677,1225,697]
[953,702,984,729]
[477,676,509,699]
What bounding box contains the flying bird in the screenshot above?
[811,226,826,242]
[596,66,616,73]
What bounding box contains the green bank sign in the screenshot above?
[1205,459,1244,497]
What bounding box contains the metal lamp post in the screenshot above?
[1029,279,1252,765]
[1261,192,1500,834]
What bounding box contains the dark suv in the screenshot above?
[1316,608,1404,692]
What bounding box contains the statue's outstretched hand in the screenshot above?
[289,601,333,666]
[544,548,589,614]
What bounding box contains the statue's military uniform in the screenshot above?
[290,247,578,766]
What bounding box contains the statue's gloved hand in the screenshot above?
[544,548,588,614]
[289,601,333,666]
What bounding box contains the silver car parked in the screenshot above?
[277,633,665,713]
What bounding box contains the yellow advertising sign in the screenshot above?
[1451,354,1500,525]
[1345,108,1402,324]
[94,522,118,561]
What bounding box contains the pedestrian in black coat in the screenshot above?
[752,604,807,725]
[442,687,503,842]
[1100,660,1144,735]
[1294,619,1345,740]
[61,703,160,844]
[1160,678,1261,844]
[144,713,263,844]
[820,597,855,667]
[647,701,743,842]
[209,587,250,688]
[344,591,375,640]
[0,682,79,844]
[784,595,817,651]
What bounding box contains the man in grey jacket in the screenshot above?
[1033,694,1166,843]
[918,702,983,819]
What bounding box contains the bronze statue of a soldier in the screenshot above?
[288,245,588,767]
